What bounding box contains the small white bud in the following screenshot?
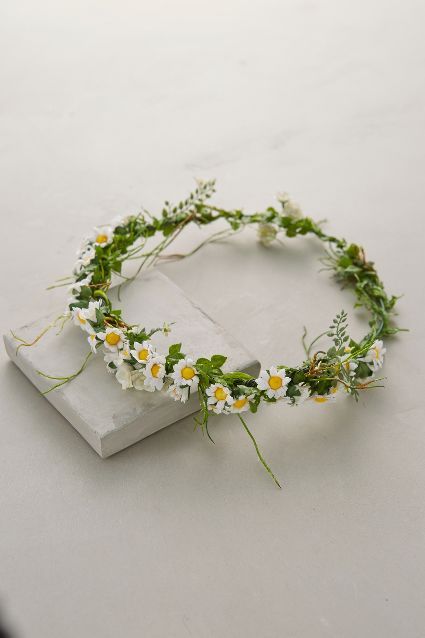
[257,223,277,247]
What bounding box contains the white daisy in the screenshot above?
[86,325,99,353]
[168,384,190,403]
[257,223,277,247]
[76,237,91,256]
[103,352,119,374]
[206,383,232,414]
[130,341,155,365]
[284,384,310,406]
[115,362,133,390]
[360,340,386,372]
[170,358,199,391]
[79,245,96,265]
[227,394,252,413]
[144,355,166,390]
[97,327,125,351]
[119,341,132,362]
[73,245,96,274]
[342,359,358,377]
[277,192,303,218]
[311,385,338,404]
[108,341,132,367]
[73,261,86,276]
[71,300,100,332]
[91,226,114,247]
[256,366,291,399]
[67,274,93,295]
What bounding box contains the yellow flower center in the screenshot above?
[151,363,161,378]
[106,332,120,346]
[214,387,227,401]
[233,397,247,409]
[78,312,86,324]
[314,396,328,403]
[268,375,283,390]
[373,346,380,358]
[138,348,149,361]
[96,233,108,244]
[181,366,195,380]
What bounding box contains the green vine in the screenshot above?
[13,180,404,487]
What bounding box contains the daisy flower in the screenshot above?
[130,341,155,365]
[73,261,86,276]
[71,300,100,332]
[68,274,93,296]
[115,363,133,390]
[79,245,96,265]
[86,326,99,353]
[73,247,96,275]
[311,385,338,404]
[227,394,252,413]
[277,192,303,218]
[257,223,277,247]
[206,383,232,414]
[342,359,358,377]
[256,366,291,399]
[91,226,114,247]
[360,340,386,372]
[71,308,88,328]
[113,342,133,367]
[168,384,190,403]
[104,351,119,368]
[98,327,125,352]
[119,341,132,362]
[144,355,166,391]
[170,358,199,391]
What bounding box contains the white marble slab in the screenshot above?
[3,270,259,457]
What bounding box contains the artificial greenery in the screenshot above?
[13,180,403,487]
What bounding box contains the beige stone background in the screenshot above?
[1,1,424,636]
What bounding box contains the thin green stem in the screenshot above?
[238,415,281,488]
[38,350,93,394]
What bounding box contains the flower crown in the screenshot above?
[16,181,403,486]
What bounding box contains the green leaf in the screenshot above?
[356,362,373,379]
[210,354,227,368]
[222,372,252,383]
[168,343,182,355]
[112,260,122,274]
[196,357,211,366]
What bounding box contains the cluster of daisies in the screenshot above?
[72,218,129,276]
[62,187,390,417]
[67,282,386,413]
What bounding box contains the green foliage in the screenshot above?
[52,180,404,485]
[327,310,349,352]
[165,342,185,372]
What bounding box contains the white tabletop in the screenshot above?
[1,2,424,637]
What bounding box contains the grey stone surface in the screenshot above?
[3,270,259,457]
